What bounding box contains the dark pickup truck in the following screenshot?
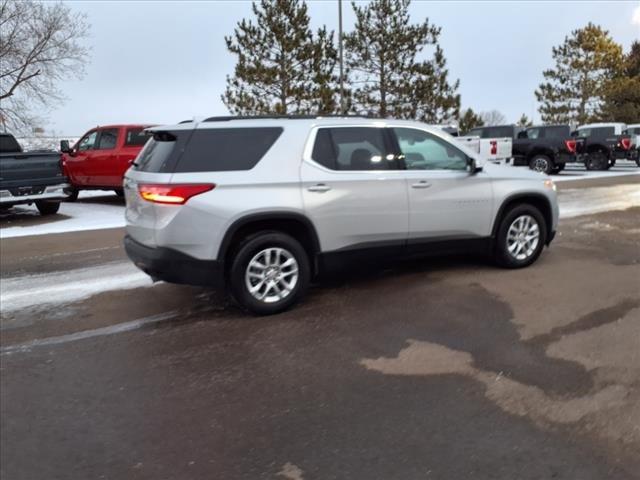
[466,124,577,175]
[573,123,638,170]
[0,133,69,215]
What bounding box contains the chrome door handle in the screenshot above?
[307,184,331,193]
[411,180,432,189]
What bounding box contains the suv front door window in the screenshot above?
[392,127,493,245]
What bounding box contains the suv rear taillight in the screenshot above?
[620,138,631,150]
[564,139,577,153]
[138,184,215,205]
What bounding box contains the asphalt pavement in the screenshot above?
[1,175,639,480]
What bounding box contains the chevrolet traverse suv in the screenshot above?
[124,116,558,314]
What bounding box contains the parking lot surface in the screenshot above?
[1,175,639,479]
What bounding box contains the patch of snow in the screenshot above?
[559,184,640,218]
[0,192,125,239]
[552,161,640,182]
[0,262,152,313]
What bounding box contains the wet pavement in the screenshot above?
[1,177,639,479]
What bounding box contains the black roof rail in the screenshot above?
[178,119,193,124]
[202,114,377,122]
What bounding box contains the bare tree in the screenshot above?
[0,0,90,133]
[479,110,507,126]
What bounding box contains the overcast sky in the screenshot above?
[49,0,640,135]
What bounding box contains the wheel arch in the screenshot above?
[218,212,321,273]
[492,193,553,242]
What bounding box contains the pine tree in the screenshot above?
[601,41,640,123]
[535,23,624,124]
[458,108,484,134]
[517,114,533,127]
[223,0,338,115]
[344,0,459,122]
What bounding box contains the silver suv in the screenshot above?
[124,116,558,314]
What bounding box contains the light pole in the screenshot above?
[338,0,345,115]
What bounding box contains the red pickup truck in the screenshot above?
[61,124,153,201]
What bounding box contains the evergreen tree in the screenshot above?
[223,0,338,115]
[458,108,484,134]
[517,114,533,127]
[601,41,640,123]
[344,0,459,121]
[535,23,624,124]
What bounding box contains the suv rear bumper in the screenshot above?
[124,235,223,287]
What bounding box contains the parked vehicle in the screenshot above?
[623,124,640,167]
[512,125,577,174]
[0,133,69,215]
[459,125,513,163]
[61,124,152,201]
[573,123,638,170]
[123,116,558,315]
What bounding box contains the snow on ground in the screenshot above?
[553,161,640,182]
[0,261,152,313]
[0,191,126,239]
[559,184,640,218]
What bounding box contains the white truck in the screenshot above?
[429,125,513,163]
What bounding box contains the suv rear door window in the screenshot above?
[175,127,282,173]
[311,127,395,171]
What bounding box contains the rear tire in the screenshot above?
[228,231,311,315]
[35,201,61,216]
[585,151,608,171]
[64,187,79,202]
[494,204,547,269]
[529,155,554,175]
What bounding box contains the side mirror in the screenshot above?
[60,140,71,153]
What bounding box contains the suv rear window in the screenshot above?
[134,127,282,173]
[175,128,282,173]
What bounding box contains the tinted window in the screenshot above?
[125,128,149,147]
[578,127,615,137]
[175,127,282,173]
[311,127,394,171]
[134,131,187,173]
[466,128,483,138]
[77,131,98,151]
[625,127,640,135]
[541,126,570,139]
[96,129,119,150]
[526,128,540,139]
[394,128,468,171]
[482,126,514,138]
[0,135,21,153]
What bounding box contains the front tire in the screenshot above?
[229,231,310,315]
[64,186,79,202]
[35,201,61,216]
[529,155,554,175]
[494,204,547,269]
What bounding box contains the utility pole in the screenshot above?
[338,0,345,115]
